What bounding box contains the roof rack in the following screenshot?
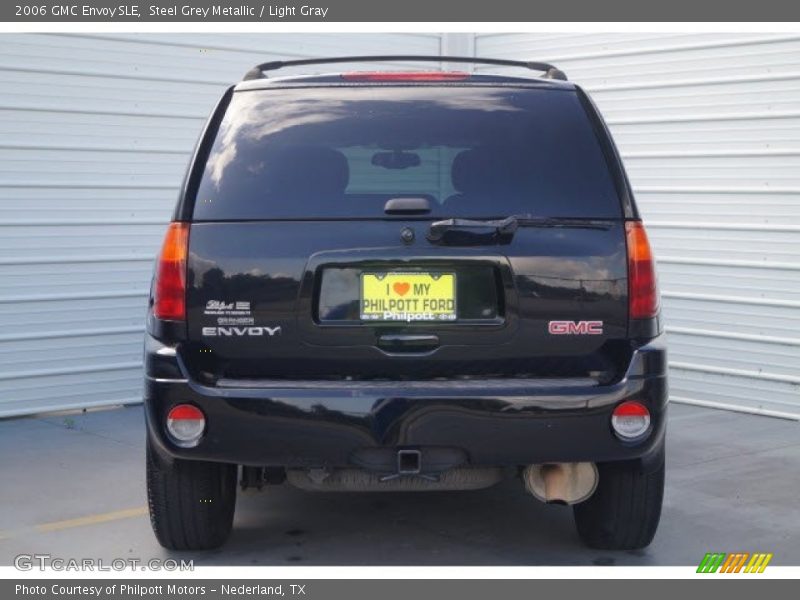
[242,55,567,82]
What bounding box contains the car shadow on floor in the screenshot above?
[189,478,651,566]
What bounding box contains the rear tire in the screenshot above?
[146,438,237,550]
[573,456,664,550]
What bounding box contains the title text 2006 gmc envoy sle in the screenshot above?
[144,56,667,552]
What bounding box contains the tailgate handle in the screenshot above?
[377,334,439,352]
[384,197,431,215]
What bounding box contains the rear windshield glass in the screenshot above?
[192,85,621,220]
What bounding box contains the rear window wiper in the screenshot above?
[427,215,612,244]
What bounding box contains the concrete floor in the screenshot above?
[0,403,798,566]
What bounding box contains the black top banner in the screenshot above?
[4,0,800,22]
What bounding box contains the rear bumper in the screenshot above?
[144,336,667,469]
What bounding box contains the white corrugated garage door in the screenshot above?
[472,33,800,418]
[0,33,442,417]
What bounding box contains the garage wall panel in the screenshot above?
[0,33,441,417]
[475,32,800,417]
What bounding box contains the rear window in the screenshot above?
[192,85,621,220]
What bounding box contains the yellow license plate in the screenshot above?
[360,272,457,322]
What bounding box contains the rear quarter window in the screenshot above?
[191,85,622,220]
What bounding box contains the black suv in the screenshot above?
[144,56,667,552]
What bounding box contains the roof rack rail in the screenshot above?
[242,55,567,82]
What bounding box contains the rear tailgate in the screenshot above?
[185,219,627,381]
[181,83,629,383]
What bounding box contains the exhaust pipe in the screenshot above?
[522,462,598,505]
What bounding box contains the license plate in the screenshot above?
[360,272,457,322]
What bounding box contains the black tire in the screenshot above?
[573,456,664,550]
[146,438,237,550]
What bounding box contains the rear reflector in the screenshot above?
[153,222,189,321]
[625,221,659,320]
[341,71,470,82]
[611,401,651,441]
[166,404,205,446]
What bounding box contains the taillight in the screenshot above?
[341,71,470,82]
[153,222,189,321]
[625,221,659,320]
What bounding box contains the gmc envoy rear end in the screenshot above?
[144,56,667,552]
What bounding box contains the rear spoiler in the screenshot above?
[242,55,568,82]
